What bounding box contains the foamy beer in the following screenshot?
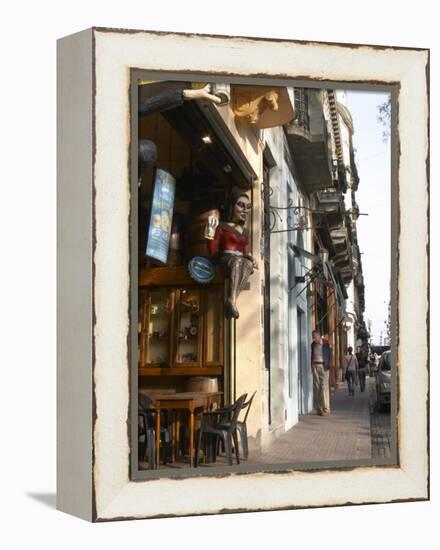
[204,215,219,240]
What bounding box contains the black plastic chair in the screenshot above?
[138,393,173,468]
[138,408,174,468]
[214,391,256,461]
[138,407,157,470]
[194,394,247,467]
[236,391,256,460]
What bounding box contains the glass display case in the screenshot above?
[139,289,174,367]
[175,289,201,365]
[139,284,223,373]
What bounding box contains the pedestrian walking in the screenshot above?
[344,347,359,396]
[311,330,332,415]
[341,348,348,383]
[356,346,369,392]
[373,352,379,377]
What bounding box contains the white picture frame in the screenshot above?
[57,27,429,522]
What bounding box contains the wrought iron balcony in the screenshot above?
[285,89,336,194]
[293,88,310,132]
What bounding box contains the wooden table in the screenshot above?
[139,391,222,468]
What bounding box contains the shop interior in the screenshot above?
[137,82,253,469]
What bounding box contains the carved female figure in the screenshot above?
[208,191,257,319]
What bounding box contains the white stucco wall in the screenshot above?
[345,280,358,349]
[259,125,314,446]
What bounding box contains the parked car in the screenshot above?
[376,350,391,411]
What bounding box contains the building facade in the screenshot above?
[137,81,366,456]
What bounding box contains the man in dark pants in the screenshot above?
[344,346,358,396]
[356,346,369,392]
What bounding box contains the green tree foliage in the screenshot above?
[377,96,391,142]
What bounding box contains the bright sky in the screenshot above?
[345,90,391,345]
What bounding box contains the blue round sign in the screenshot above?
[188,257,215,284]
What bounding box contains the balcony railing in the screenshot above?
[293,88,310,131]
[286,89,338,193]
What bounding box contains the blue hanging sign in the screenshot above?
[146,168,176,264]
[188,257,215,284]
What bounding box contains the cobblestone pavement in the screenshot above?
[368,377,392,459]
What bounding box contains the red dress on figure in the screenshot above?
[207,223,253,319]
[208,222,250,258]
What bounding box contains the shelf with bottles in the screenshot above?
[138,288,174,368]
[175,288,201,365]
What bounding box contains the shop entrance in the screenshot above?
[136,82,253,469]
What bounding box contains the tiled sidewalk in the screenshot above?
[248,378,372,465]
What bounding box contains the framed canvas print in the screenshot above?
[57,27,429,521]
